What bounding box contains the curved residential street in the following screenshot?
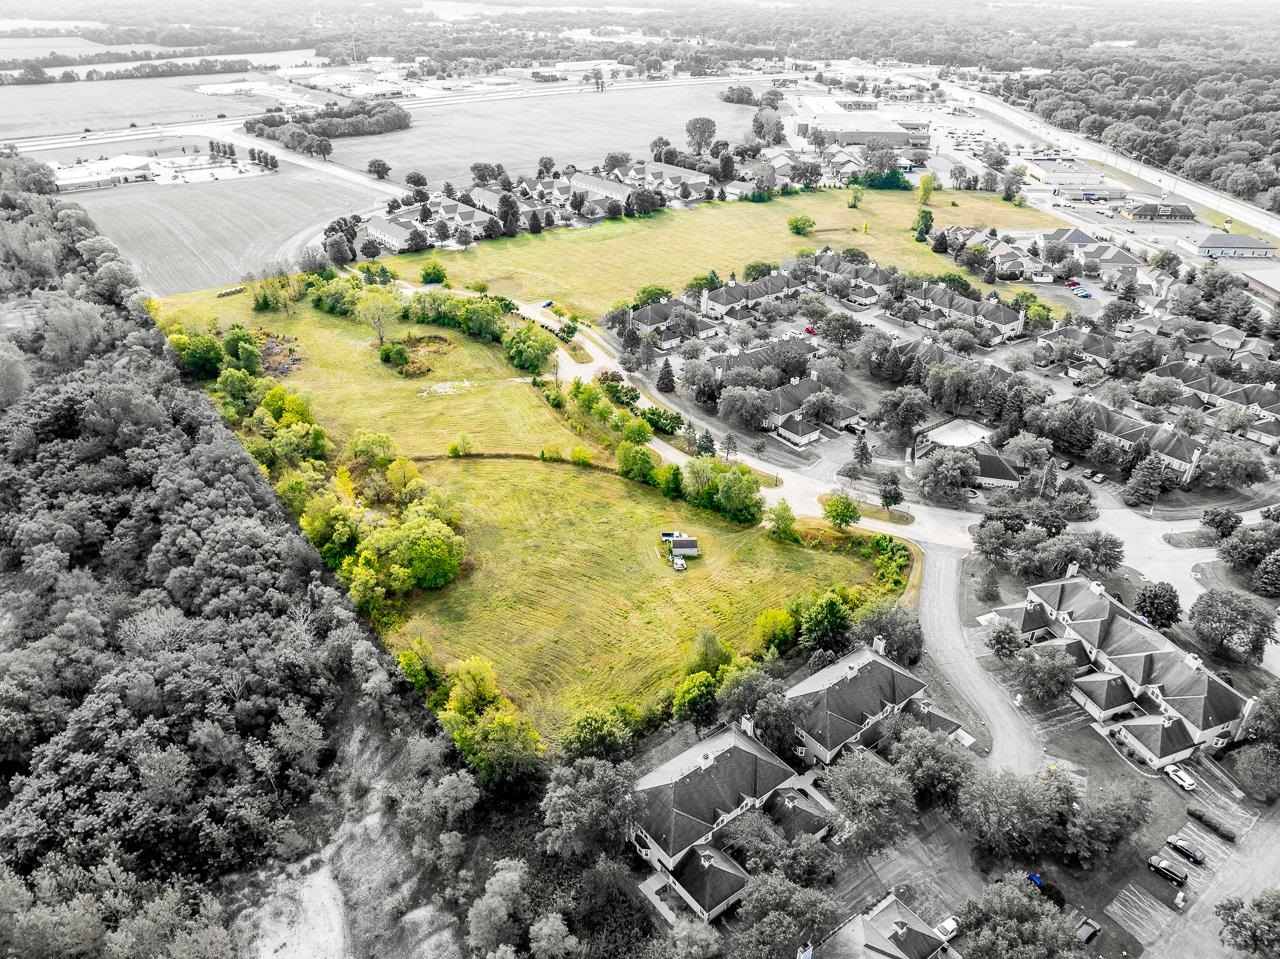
[917,546,1044,773]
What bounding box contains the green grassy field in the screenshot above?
[157,288,585,458]
[393,457,885,733]
[383,188,1063,319]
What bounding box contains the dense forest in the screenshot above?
[1001,54,1280,212]
[0,156,394,956]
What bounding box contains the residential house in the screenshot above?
[365,214,416,251]
[1068,399,1204,483]
[993,577,1254,768]
[702,270,806,316]
[906,285,1025,343]
[669,845,749,922]
[785,646,929,765]
[427,195,492,235]
[1198,232,1276,259]
[565,170,635,207]
[618,161,711,197]
[914,418,1021,489]
[816,893,950,959]
[721,179,758,200]
[1152,361,1280,425]
[706,338,819,381]
[467,185,557,230]
[766,376,858,442]
[632,725,795,871]
[517,176,575,208]
[1038,325,1123,370]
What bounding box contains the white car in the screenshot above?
[672,556,687,572]
[935,917,959,941]
[1165,764,1197,791]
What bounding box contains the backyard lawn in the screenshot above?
[391,457,887,734]
[382,188,1065,319]
[156,287,585,458]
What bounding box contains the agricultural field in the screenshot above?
[384,187,1066,319]
[157,286,584,457]
[73,165,391,294]
[392,456,886,734]
[0,71,282,137]
[326,79,758,190]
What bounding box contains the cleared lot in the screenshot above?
[326,80,758,188]
[72,165,390,294]
[0,72,282,136]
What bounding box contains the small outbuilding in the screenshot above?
[670,537,700,557]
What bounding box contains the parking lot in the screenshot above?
[1104,762,1259,945]
[985,659,1096,743]
[829,810,985,927]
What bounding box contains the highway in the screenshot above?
[897,69,1280,239]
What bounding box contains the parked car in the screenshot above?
[1147,855,1189,887]
[1075,917,1102,945]
[1166,764,1197,791]
[672,556,687,572]
[935,917,959,941]
[1091,472,1106,485]
[1166,834,1207,865]
[541,300,554,308]
[659,531,686,542]
[1082,469,1096,480]
[1064,279,1081,287]
[1077,291,1093,299]
[1058,459,1071,470]
[804,326,817,335]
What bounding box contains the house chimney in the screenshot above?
[872,634,886,655]
[1065,561,1080,578]
[770,269,779,277]
[790,376,800,386]
[1089,580,1105,595]
[741,713,756,738]
[796,944,814,959]
[699,752,714,770]
[1162,713,1175,728]
[1184,652,1203,671]
[728,279,737,288]
[700,288,710,313]
[809,369,819,381]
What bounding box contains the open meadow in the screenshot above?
[158,281,894,736]
[75,165,391,294]
[157,287,585,457]
[384,188,1066,318]
[393,457,885,734]
[326,79,758,189]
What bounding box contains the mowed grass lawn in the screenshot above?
[383,188,1064,319]
[156,288,585,458]
[393,457,884,734]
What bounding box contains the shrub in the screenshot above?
[420,261,447,284]
[540,444,564,462]
[448,433,475,457]
[570,446,592,466]
[379,342,410,367]
[1187,805,1238,841]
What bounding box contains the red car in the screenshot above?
[1064,279,1081,287]
[804,326,817,335]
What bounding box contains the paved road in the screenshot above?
[918,546,1043,773]
[906,72,1280,239]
